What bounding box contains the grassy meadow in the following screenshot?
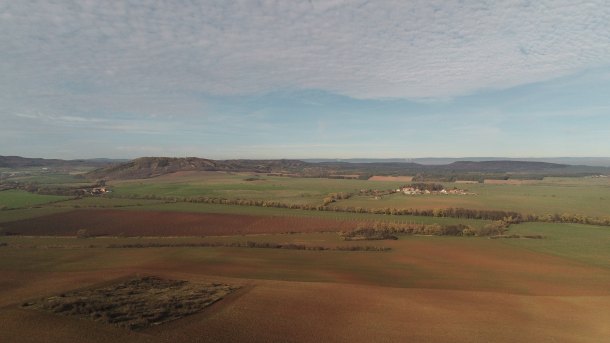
[335,177,610,218]
[108,171,401,205]
[504,222,610,269]
[107,172,610,218]
[0,190,70,210]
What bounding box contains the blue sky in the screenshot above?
[1,1,610,159]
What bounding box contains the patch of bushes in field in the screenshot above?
[22,276,238,330]
[340,220,513,240]
[323,192,353,205]
[342,227,398,241]
[10,180,104,197]
[243,177,265,181]
[533,213,610,226]
[76,229,91,239]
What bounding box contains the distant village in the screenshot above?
[398,186,473,196]
[360,183,475,199]
[86,187,111,196]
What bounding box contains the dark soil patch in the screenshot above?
[21,276,239,330]
[2,209,357,236]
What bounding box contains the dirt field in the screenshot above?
[2,208,610,341]
[1,209,358,236]
[368,175,413,182]
[1,251,609,342]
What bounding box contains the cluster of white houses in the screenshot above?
[87,187,111,195]
[397,187,473,195]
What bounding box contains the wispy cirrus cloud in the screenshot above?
[1,0,609,102]
[1,1,610,159]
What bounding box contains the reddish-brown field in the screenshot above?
[2,207,610,341]
[1,247,610,343]
[1,209,358,236]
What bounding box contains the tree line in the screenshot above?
[341,220,508,239]
[77,193,610,226]
[102,193,610,227]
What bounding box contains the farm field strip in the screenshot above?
[0,232,384,253]
[0,207,72,223]
[336,180,610,218]
[108,172,404,205]
[500,222,610,269]
[2,231,610,295]
[2,273,610,343]
[0,190,71,209]
[117,202,493,227]
[107,173,610,218]
[2,202,610,342]
[0,209,361,236]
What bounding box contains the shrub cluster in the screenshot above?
[323,192,353,205]
[403,183,445,192]
[533,213,610,226]
[340,221,491,239]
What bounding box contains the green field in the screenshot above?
[334,178,610,218]
[503,222,610,269]
[105,173,610,218]
[5,172,610,217]
[109,172,402,205]
[4,172,609,230]
[52,197,166,208]
[0,190,71,210]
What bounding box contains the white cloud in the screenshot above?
[1,0,609,103]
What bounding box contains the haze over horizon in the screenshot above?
[2,1,610,159]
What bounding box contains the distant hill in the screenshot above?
[86,157,314,179]
[410,157,610,167]
[3,155,608,181]
[440,160,568,172]
[86,157,610,181]
[0,156,125,169]
[306,157,610,167]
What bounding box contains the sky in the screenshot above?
[1,0,610,160]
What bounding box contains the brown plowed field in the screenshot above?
[1,209,357,236]
[2,271,610,343]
